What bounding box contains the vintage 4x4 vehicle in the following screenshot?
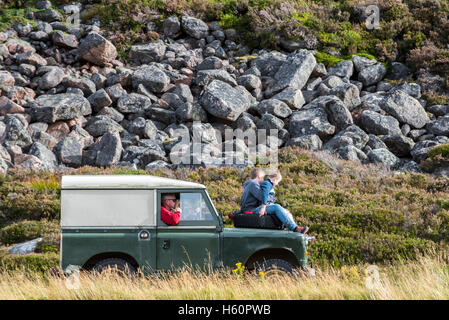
[60,175,314,276]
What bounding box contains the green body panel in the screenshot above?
[60,228,157,272]
[222,227,307,268]
[61,226,307,273]
[156,228,220,271]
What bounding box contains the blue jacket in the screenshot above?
[260,179,276,205]
[240,179,262,211]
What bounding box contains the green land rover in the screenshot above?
[60,175,314,276]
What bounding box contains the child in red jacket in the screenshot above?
[161,194,181,225]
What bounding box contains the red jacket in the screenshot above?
[161,206,181,225]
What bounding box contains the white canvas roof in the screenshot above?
[61,175,206,190]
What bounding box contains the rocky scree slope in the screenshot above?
[0,0,449,176]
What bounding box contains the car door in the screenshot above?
[156,189,222,271]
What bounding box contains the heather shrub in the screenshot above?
[0,146,447,269]
[0,174,60,228]
[0,252,59,274]
[0,219,59,246]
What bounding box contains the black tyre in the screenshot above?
[254,259,297,278]
[92,258,136,277]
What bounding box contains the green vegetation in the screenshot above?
[428,143,449,160]
[3,0,449,77]
[0,147,447,272]
[0,252,59,274]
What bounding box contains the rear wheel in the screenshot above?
[254,259,297,279]
[92,258,136,277]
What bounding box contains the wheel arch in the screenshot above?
[244,248,300,270]
[82,252,139,270]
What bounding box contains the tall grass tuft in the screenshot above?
[0,254,447,300]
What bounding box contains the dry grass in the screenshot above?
[0,254,447,300]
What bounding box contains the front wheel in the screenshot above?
[254,259,297,278]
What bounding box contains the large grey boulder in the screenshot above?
[145,160,172,171]
[427,105,449,117]
[84,116,124,137]
[163,16,181,38]
[328,60,353,78]
[38,66,65,90]
[289,107,335,138]
[181,16,209,39]
[68,125,94,148]
[146,108,177,124]
[199,80,253,121]
[323,96,353,132]
[250,51,286,78]
[29,142,58,167]
[88,89,113,112]
[77,32,117,66]
[237,74,262,91]
[95,131,123,166]
[387,62,412,80]
[358,63,387,87]
[321,76,344,89]
[29,93,91,123]
[124,117,158,139]
[52,30,78,48]
[381,90,429,128]
[54,136,83,167]
[381,134,415,157]
[15,51,47,66]
[256,99,292,119]
[323,125,369,152]
[122,144,167,168]
[366,148,401,169]
[35,9,61,22]
[32,130,58,151]
[335,145,367,162]
[272,87,305,110]
[197,56,224,71]
[117,93,152,114]
[428,114,449,136]
[329,83,360,110]
[132,65,170,93]
[256,113,285,131]
[62,77,96,96]
[285,134,322,151]
[175,102,208,122]
[393,82,421,99]
[366,134,388,150]
[195,69,237,87]
[352,55,376,73]
[359,110,401,135]
[129,40,167,64]
[0,71,15,86]
[266,49,316,95]
[1,115,33,149]
[8,238,42,255]
[398,160,424,173]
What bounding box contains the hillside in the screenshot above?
[0,146,448,272]
[0,0,449,275]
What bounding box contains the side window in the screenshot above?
[180,192,214,221]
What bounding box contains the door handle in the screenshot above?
[163,240,170,250]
